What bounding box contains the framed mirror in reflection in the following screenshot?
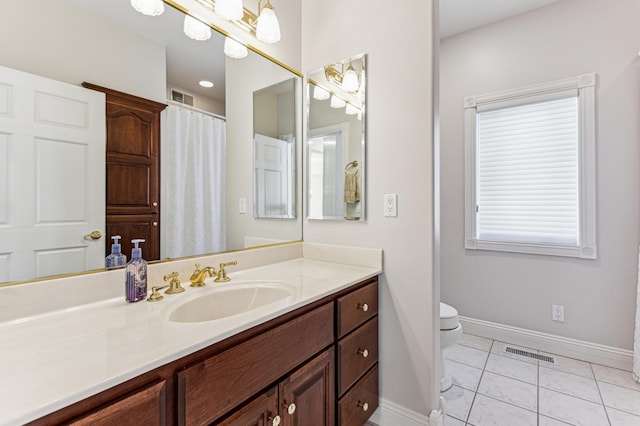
[0,0,302,285]
[307,53,366,221]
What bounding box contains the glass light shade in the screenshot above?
[224,37,248,59]
[313,85,330,101]
[215,0,243,21]
[184,15,211,41]
[130,0,164,16]
[330,95,346,109]
[342,66,359,92]
[345,103,359,116]
[256,4,281,44]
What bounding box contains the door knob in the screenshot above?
[83,231,102,240]
[268,414,281,426]
[283,402,296,415]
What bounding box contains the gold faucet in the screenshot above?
[190,263,217,287]
[214,261,238,283]
[164,272,185,294]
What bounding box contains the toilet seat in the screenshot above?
[440,302,459,331]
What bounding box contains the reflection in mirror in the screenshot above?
[253,78,297,219]
[307,53,366,221]
[0,0,302,285]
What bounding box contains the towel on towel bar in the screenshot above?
[344,171,360,203]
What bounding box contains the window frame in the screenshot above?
[464,73,597,259]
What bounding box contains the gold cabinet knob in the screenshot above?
[357,401,369,412]
[357,303,369,312]
[83,230,102,240]
[357,348,369,358]
[152,221,158,227]
[152,202,158,207]
[283,402,296,415]
[268,414,281,426]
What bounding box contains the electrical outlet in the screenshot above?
[552,305,565,322]
[384,194,397,217]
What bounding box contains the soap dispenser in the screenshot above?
[105,235,127,268]
[125,239,147,303]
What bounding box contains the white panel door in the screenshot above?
[254,133,293,218]
[0,65,105,282]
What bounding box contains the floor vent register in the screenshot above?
[505,347,555,364]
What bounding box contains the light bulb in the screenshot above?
[184,15,211,41]
[342,64,359,92]
[313,85,330,101]
[224,37,248,59]
[215,0,243,21]
[256,2,281,44]
[330,95,346,109]
[345,103,359,116]
[130,0,164,16]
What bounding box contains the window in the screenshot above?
[464,73,597,259]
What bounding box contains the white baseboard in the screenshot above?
[367,398,428,426]
[459,316,633,371]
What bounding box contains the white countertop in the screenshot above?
[0,249,381,425]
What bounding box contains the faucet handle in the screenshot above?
[164,272,185,294]
[215,261,238,282]
[147,285,168,302]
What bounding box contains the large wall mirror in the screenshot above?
[307,53,366,221]
[0,0,302,285]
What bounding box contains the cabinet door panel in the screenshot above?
[280,348,335,426]
[215,386,279,426]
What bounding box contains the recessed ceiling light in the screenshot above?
[199,80,214,88]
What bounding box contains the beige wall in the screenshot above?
[302,0,439,417]
[440,0,640,349]
[0,0,166,102]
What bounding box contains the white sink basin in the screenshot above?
[167,281,295,323]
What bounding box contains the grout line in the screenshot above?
[592,363,613,425]
[463,339,495,424]
[537,354,540,426]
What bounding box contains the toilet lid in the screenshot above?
[440,302,460,330]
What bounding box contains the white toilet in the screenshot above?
[440,302,462,392]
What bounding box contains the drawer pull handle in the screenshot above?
[357,303,369,312]
[284,402,296,415]
[269,415,281,426]
[357,401,369,412]
[358,348,369,358]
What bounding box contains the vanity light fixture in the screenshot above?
[345,103,359,116]
[330,95,346,109]
[313,85,331,101]
[341,63,359,93]
[199,80,215,88]
[215,0,244,21]
[224,37,249,58]
[256,0,281,44]
[130,0,164,16]
[184,15,212,41]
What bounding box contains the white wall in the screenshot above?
[0,0,166,102]
[302,0,439,417]
[440,0,640,349]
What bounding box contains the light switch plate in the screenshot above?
[384,194,397,217]
[239,197,247,214]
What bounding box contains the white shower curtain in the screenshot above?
[161,105,226,259]
[635,246,640,382]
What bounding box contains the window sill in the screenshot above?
[464,239,597,259]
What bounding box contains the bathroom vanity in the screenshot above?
[0,243,381,426]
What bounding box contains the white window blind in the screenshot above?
[476,97,579,245]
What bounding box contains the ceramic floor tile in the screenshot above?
[458,333,493,352]
[490,341,539,365]
[539,387,609,426]
[467,394,536,426]
[539,365,601,403]
[445,344,490,369]
[477,371,537,411]
[539,353,594,378]
[445,415,466,426]
[592,364,640,392]
[484,353,538,385]
[606,407,640,426]
[538,415,574,425]
[442,385,475,422]
[599,381,640,416]
[446,359,483,391]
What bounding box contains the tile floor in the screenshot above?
[442,334,640,425]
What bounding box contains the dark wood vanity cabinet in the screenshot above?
[29,277,379,426]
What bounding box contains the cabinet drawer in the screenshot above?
[337,317,378,396]
[338,365,378,426]
[68,381,166,426]
[336,280,378,338]
[178,303,334,425]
